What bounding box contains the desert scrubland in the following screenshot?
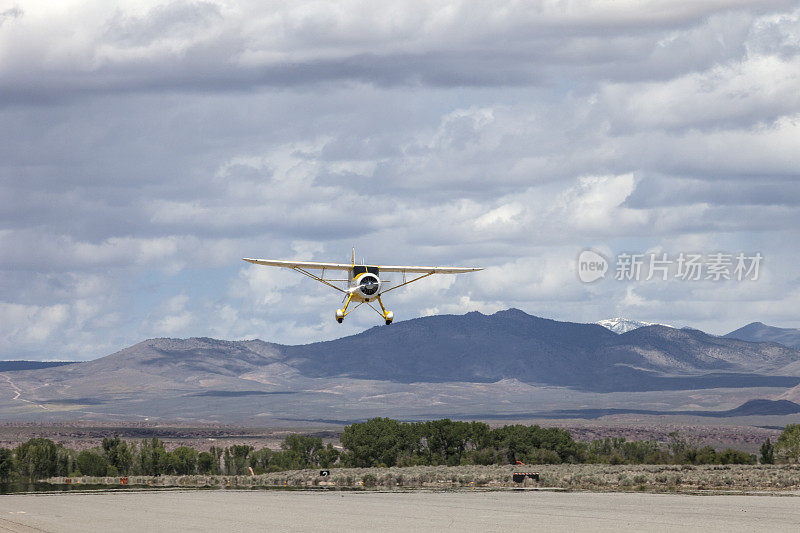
[48,463,800,493]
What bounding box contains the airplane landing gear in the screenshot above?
[336,294,353,324]
[378,296,393,325]
[335,293,394,325]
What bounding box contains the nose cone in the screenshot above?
[358,274,380,296]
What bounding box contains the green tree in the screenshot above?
[223,448,233,475]
[227,445,253,475]
[138,439,154,475]
[76,450,109,476]
[281,434,323,469]
[760,439,775,464]
[318,443,340,468]
[341,418,418,467]
[693,446,718,465]
[468,421,492,451]
[209,446,223,474]
[491,424,582,464]
[15,438,58,479]
[171,446,198,475]
[102,437,133,475]
[55,445,75,477]
[138,438,171,475]
[621,440,663,464]
[776,424,800,463]
[0,448,13,482]
[248,448,274,474]
[197,451,217,474]
[666,432,701,464]
[423,419,473,466]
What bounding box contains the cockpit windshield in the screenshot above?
[352,266,379,276]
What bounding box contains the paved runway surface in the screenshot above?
[1,490,798,532]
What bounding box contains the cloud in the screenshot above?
[0,6,22,27]
[602,55,800,132]
[142,291,194,336]
[1,1,800,358]
[2,0,796,102]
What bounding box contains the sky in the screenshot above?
[2,0,800,361]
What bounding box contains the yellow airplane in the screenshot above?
[243,249,482,325]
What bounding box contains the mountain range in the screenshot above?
[723,322,800,349]
[280,310,799,392]
[1,309,799,423]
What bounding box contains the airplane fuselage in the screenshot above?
[349,266,382,302]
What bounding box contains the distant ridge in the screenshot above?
[0,361,76,372]
[437,399,800,421]
[724,322,800,349]
[289,399,800,424]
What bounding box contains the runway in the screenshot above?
[0,489,798,532]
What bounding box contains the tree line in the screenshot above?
[338,418,770,467]
[2,420,799,482]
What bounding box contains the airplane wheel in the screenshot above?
[385,320,392,325]
[337,318,343,324]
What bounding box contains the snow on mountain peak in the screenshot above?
[596,317,673,334]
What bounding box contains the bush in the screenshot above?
[718,449,756,465]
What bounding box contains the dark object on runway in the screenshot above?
[513,472,539,483]
[319,470,330,477]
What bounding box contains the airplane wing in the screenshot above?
[243,258,482,274]
[243,257,482,296]
[377,264,482,295]
[378,265,483,274]
[242,258,354,270]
